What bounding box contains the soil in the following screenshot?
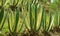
[6,32,19,36]
[5,27,60,36]
[42,30,51,36]
[20,29,40,36]
[5,32,60,36]
[49,26,60,36]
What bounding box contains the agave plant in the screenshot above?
[0,1,9,36]
[0,6,7,31]
[7,9,25,36]
[0,0,60,36]
[50,12,60,33]
[21,0,42,36]
[37,7,54,36]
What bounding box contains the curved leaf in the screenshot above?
[13,10,19,32]
[0,8,4,24]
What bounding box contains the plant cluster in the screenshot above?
[0,0,60,36]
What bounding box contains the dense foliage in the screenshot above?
[0,0,60,36]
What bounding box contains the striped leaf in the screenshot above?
[29,3,33,30]
[0,12,7,30]
[13,10,19,32]
[47,13,54,31]
[34,3,37,31]
[7,12,12,32]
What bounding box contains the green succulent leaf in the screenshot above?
[0,12,7,30]
[47,13,54,31]
[34,3,37,31]
[29,3,33,30]
[13,10,19,32]
[7,12,12,32]
[37,6,43,31]
[18,18,25,32]
[41,8,46,30]
[54,12,59,26]
[43,9,46,30]
[0,8,4,24]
